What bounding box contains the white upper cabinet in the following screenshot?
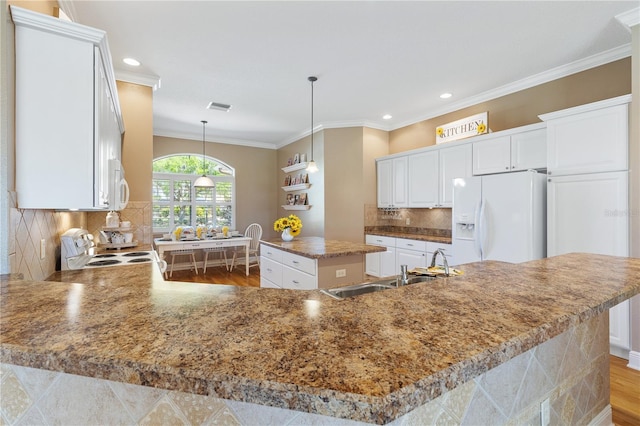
[12,6,123,210]
[377,157,408,208]
[439,143,472,207]
[540,96,630,176]
[408,151,439,207]
[472,124,546,175]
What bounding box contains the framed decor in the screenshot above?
[436,112,488,144]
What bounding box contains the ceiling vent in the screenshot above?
[206,101,232,112]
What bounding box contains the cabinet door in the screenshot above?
[439,144,472,207]
[365,252,380,277]
[472,136,511,175]
[392,157,408,207]
[377,159,393,207]
[396,248,428,271]
[511,128,546,171]
[546,104,628,175]
[547,171,628,257]
[408,151,438,207]
[380,246,396,278]
[609,300,630,350]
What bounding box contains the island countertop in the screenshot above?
[2,253,640,424]
[260,236,386,258]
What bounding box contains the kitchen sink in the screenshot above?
[321,275,437,300]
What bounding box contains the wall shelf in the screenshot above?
[281,183,312,192]
[282,205,312,211]
[282,162,308,173]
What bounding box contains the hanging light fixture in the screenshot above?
[306,76,319,173]
[194,120,215,188]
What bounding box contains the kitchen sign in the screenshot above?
[436,112,488,144]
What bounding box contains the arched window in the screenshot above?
[152,154,235,232]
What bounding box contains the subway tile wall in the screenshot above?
[0,311,610,425]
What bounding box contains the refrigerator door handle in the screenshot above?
[474,200,483,258]
[479,198,488,258]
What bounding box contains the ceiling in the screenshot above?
[63,1,637,149]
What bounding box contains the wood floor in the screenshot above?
[166,270,640,424]
[611,355,640,426]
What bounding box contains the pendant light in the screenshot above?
[194,120,215,188]
[306,76,319,173]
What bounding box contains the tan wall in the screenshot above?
[362,127,389,207]
[7,0,58,15]
[276,133,324,238]
[154,136,278,239]
[324,127,364,242]
[389,58,632,153]
[118,81,153,202]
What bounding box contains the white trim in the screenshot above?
[538,94,632,122]
[628,350,640,371]
[392,45,631,133]
[115,70,161,91]
[154,129,277,150]
[588,405,612,426]
[616,7,640,30]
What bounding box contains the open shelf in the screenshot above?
[281,162,308,173]
[282,205,312,211]
[281,183,312,192]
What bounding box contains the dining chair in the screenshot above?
[202,247,229,273]
[230,223,262,272]
[169,249,198,277]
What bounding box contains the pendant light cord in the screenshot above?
[308,76,317,161]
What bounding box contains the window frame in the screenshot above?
[152,155,235,233]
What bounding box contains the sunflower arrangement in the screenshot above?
[477,123,487,134]
[273,214,303,236]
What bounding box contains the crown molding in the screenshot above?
[538,94,631,122]
[115,70,161,91]
[154,129,276,150]
[390,44,632,132]
[616,7,640,30]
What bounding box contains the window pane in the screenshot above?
[173,206,191,226]
[215,182,233,203]
[174,180,191,202]
[216,205,232,227]
[195,186,214,202]
[195,206,214,226]
[152,206,170,228]
[153,179,171,202]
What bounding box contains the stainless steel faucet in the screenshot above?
[398,264,409,286]
[430,249,450,277]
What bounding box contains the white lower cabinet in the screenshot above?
[609,300,630,351]
[366,235,454,277]
[259,245,318,289]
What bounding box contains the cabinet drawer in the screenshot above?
[426,242,452,254]
[365,235,395,247]
[260,257,282,285]
[396,238,427,251]
[282,251,316,275]
[260,276,281,289]
[260,244,283,263]
[281,266,316,290]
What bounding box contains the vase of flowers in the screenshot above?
[274,214,302,241]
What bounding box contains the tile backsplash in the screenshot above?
[364,204,452,231]
[7,191,151,280]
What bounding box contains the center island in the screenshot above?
[1,253,639,425]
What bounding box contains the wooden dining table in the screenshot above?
[154,236,252,276]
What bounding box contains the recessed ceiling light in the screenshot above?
[123,58,140,66]
[382,114,392,120]
[440,93,453,99]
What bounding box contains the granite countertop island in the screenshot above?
[260,236,386,258]
[2,253,640,424]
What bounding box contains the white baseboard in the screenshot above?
[609,344,629,360]
[588,405,612,426]
[628,350,640,371]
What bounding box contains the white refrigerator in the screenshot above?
[452,170,546,265]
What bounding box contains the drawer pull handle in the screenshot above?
[292,280,299,284]
[292,260,299,264]
[407,244,413,247]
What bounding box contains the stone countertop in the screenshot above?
[366,230,452,244]
[260,236,386,259]
[2,254,640,424]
